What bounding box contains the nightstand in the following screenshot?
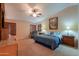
[62,35,75,47]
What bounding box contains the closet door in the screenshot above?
[10,23,16,35]
[4,22,9,28]
[4,22,16,35]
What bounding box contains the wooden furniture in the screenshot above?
[0,3,5,41]
[0,4,2,28]
[4,22,9,28]
[0,44,18,56]
[62,35,75,47]
[1,3,5,28]
[0,3,5,28]
[1,28,9,40]
[0,29,1,41]
[0,35,17,56]
[4,22,16,35]
[10,23,16,35]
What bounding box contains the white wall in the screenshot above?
[41,5,78,32]
[78,4,79,49]
[41,5,79,49]
[5,19,31,40]
[16,20,31,40]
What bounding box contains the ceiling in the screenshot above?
[5,3,78,23]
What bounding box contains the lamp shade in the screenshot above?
[66,26,70,30]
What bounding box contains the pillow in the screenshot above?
[53,32,62,39]
[50,32,54,35]
[53,32,61,36]
[44,32,50,36]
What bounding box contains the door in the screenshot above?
[9,23,16,35]
[4,22,16,35]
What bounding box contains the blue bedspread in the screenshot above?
[34,34,61,50]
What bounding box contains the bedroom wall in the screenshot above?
[78,24,79,49]
[16,20,31,40]
[5,19,31,40]
[41,5,79,49]
[78,4,79,49]
[41,5,78,32]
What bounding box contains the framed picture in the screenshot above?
[49,17,58,30]
[30,24,36,32]
[38,24,41,32]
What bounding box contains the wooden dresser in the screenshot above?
[62,35,75,47]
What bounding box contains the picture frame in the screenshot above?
[38,24,41,32]
[49,17,58,30]
[30,24,36,32]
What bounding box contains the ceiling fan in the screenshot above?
[28,5,42,17]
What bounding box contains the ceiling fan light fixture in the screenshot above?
[28,7,42,17]
[32,13,37,17]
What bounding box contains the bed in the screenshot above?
[32,31,62,50]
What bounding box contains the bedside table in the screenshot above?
[62,35,75,47]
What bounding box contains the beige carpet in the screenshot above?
[1,38,78,56]
[17,39,53,56]
[54,44,79,56]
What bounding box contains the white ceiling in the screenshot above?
[5,3,78,23]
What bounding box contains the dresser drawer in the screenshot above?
[62,36,75,47]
